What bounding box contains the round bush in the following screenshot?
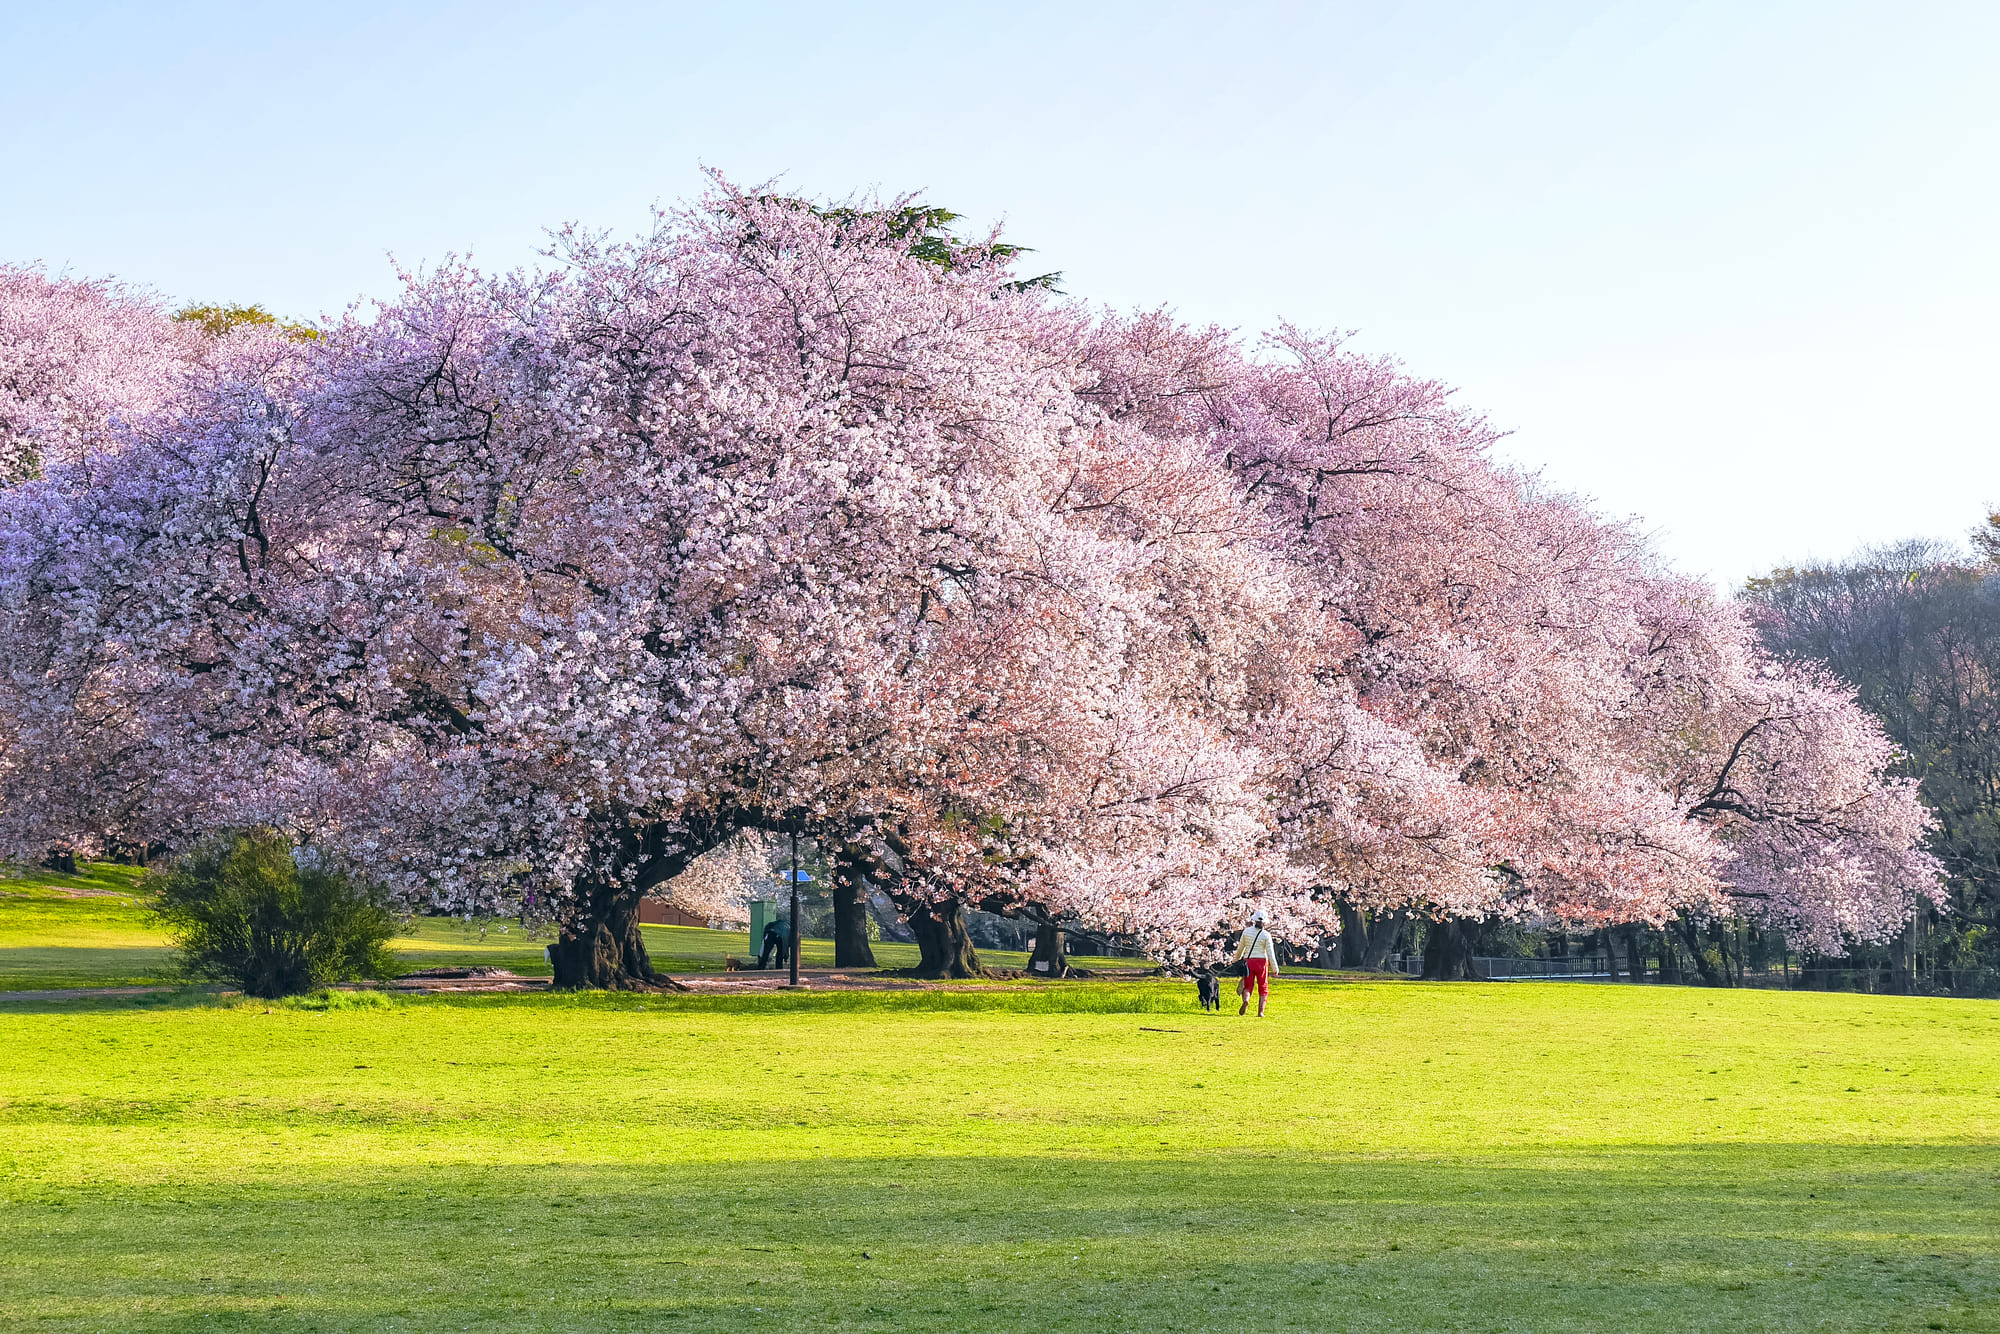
[149,829,400,998]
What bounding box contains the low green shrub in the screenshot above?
[149,829,399,998]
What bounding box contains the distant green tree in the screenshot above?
[744,197,1062,293]
[171,303,320,341]
[1744,526,2000,993]
[149,829,398,997]
[1971,508,2000,565]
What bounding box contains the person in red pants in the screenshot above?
[1233,908,1279,1016]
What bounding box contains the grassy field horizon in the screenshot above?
[2,972,1996,1331]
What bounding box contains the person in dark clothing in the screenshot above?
[758,917,790,969]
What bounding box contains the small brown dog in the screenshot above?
[723,955,744,972]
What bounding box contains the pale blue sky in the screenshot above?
[4,1,1994,585]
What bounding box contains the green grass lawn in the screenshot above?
[1,977,1996,1332]
[0,862,159,989]
[0,863,1139,990]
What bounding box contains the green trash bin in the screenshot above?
[748,899,778,966]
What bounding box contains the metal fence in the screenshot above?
[1390,954,1616,980]
[1386,955,1886,987]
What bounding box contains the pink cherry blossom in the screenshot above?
[0,181,1941,983]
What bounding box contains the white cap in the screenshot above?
[1250,909,1266,923]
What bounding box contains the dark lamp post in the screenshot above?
[788,827,801,987]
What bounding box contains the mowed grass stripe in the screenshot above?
[2,984,1995,1158]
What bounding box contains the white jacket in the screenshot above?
[1233,925,1279,970]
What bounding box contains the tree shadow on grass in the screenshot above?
[0,977,1219,1016]
[0,983,237,1012]
[3,1146,1994,1333]
[0,945,176,992]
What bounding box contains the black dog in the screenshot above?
[1195,970,1221,1012]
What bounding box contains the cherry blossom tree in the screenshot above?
[1622,579,1942,974]
[0,183,1942,988]
[657,832,766,927]
[0,323,313,865]
[1,186,1292,985]
[1075,311,1941,974]
[0,266,201,485]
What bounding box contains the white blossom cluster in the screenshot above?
[0,183,1941,961]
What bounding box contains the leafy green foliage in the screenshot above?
[744,195,1062,291]
[148,829,398,997]
[170,302,319,341]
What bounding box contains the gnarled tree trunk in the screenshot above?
[1026,920,1068,978]
[1336,901,1415,970]
[1336,900,1368,967]
[1890,919,1916,994]
[1673,913,1728,987]
[860,825,984,978]
[549,882,684,990]
[1621,925,1647,982]
[1421,916,1484,980]
[830,844,878,969]
[547,818,745,990]
[108,841,162,868]
[1313,931,1341,968]
[1658,931,1682,984]
[1362,907,1412,970]
[895,893,982,979]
